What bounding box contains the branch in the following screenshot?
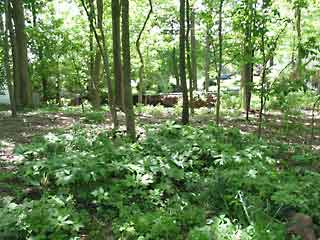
[135,0,153,67]
[80,0,104,58]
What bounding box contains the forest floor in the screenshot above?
[0,104,320,239]
[1,105,319,166]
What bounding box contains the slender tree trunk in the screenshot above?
[180,0,189,124]
[2,0,17,116]
[81,0,119,128]
[39,49,48,102]
[12,0,32,107]
[56,61,62,106]
[31,3,47,103]
[98,0,118,128]
[295,5,304,90]
[191,9,197,91]
[112,0,124,109]
[216,0,223,126]
[136,0,153,104]
[186,0,194,115]
[88,0,101,108]
[122,0,136,139]
[172,47,180,90]
[204,25,210,92]
[258,27,267,137]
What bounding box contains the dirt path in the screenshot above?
[1,107,319,166]
[0,110,79,164]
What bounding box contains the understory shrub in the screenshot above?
[1,122,318,239]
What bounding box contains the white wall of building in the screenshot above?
[0,90,10,105]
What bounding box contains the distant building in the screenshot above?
[0,89,10,105]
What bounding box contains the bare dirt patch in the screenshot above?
[0,110,80,164]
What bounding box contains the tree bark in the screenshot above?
[136,0,153,104]
[216,0,223,126]
[258,30,267,137]
[56,61,62,106]
[112,0,124,109]
[7,4,20,106]
[31,2,48,103]
[186,0,194,114]
[121,0,136,139]
[295,5,304,90]
[172,47,180,90]
[191,9,197,91]
[204,25,210,92]
[81,0,118,128]
[180,0,189,124]
[241,0,255,120]
[88,0,101,108]
[2,0,17,116]
[12,0,32,107]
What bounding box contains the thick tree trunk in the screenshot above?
[8,5,20,106]
[180,0,189,124]
[12,0,32,107]
[216,0,223,126]
[204,25,210,92]
[112,0,124,109]
[121,0,136,139]
[2,0,17,116]
[191,10,197,91]
[241,1,255,120]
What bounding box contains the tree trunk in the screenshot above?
[40,49,48,102]
[172,47,180,90]
[80,0,119,129]
[88,0,101,108]
[136,0,153,104]
[258,30,267,138]
[56,61,62,106]
[191,9,197,91]
[295,5,304,90]
[180,0,189,124]
[31,2,47,103]
[204,25,210,92]
[112,0,124,109]
[216,0,223,126]
[2,0,17,116]
[121,0,136,140]
[186,0,194,115]
[98,0,118,128]
[12,0,32,107]
[241,1,255,120]
[8,4,20,107]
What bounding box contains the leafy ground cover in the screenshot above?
[0,118,319,239]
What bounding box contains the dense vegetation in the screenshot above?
[0,0,320,239]
[0,121,319,239]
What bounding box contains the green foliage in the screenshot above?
[3,123,319,239]
[82,111,106,124]
[0,195,83,240]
